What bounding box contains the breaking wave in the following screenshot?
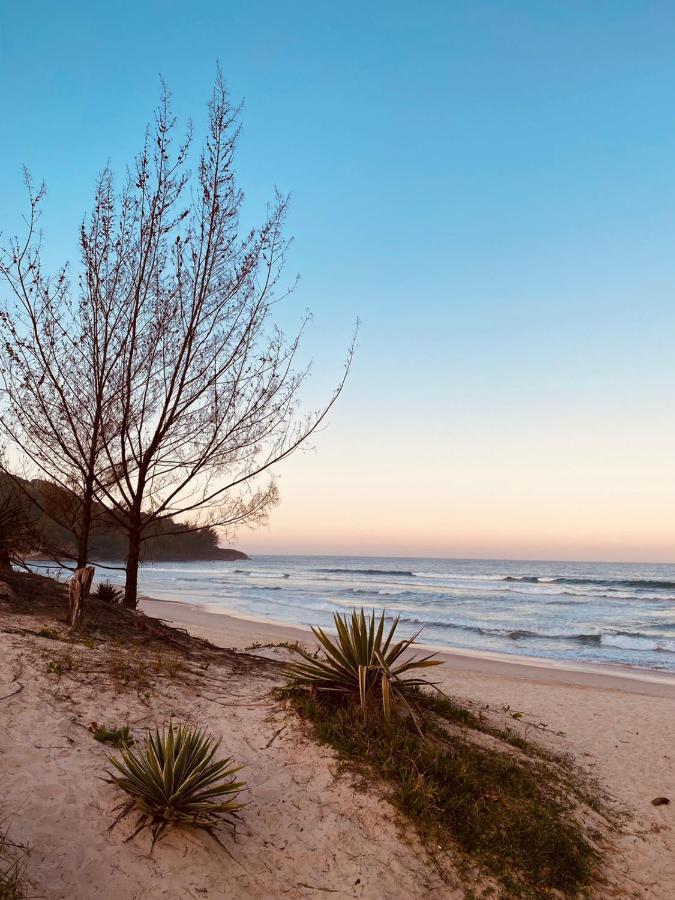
[504,575,675,591]
[318,567,416,577]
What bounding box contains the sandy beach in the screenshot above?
[4,8,675,897]
[2,576,674,898]
[139,596,675,897]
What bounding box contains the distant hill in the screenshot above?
[0,473,249,563]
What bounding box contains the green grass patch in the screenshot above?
[245,640,313,654]
[281,687,604,898]
[89,722,135,749]
[46,651,74,675]
[36,627,60,640]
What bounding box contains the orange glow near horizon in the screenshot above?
[237,405,675,564]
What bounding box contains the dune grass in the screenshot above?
[0,824,28,900]
[282,686,604,898]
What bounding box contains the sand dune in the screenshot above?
[2,583,674,898]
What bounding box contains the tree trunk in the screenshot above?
[76,480,94,570]
[68,565,94,629]
[124,522,142,609]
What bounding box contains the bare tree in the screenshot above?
[0,171,127,569]
[98,75,353,607]
[98,74,352,606]
[1,73,353,608]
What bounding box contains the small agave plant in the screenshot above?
[93,580,123,604]
[108,722,245,849]
[286,608,442,720]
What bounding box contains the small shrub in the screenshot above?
[89,722,135,749]
[245,639,316,655]
[108,722,245,848]
[106,652,145,691]
[36,628,60,641]
[105,650,185,693]
[93,581,123,604]
[154,654,185,679]
[46,650,74,675]
[286,608,441,719]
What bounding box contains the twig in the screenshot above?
[0,682,24,701]
[296,884,341,894]
[262,725,286,749]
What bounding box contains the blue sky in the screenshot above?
[2,2,675,560]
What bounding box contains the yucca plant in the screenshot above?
[286,609,442,721]
[108,722,245,849]
[93,580,123,604]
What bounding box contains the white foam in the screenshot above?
[601,634,675,653]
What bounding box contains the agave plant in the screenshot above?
[286,609,442,720]
[108,722,245,848]
[93,580,123,604]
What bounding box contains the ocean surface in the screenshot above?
[47,555,675,671]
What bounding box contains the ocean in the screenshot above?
[46,555,675,671]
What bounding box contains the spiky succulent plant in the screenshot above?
[286,608,442,719]
[108,722,244,848]
[93,580,123,604]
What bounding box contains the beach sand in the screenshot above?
[2,581,675,898]
[140,597,675,897]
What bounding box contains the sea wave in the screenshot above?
[504,575,675,591]
[107,557,675,669]
[389,615,601,641]
[349,587,409,597]
[600,633,675,653]
[317,568,416,577]
[390,615,675,652]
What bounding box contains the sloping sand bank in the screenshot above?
[140,597,675,898]
[1,578,674,898]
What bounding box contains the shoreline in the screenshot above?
[139,595,675,698]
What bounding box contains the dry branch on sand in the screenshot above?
[0,822,29,900]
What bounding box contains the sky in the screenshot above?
[2,2,675,562]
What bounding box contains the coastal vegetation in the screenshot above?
[90,722,135,748]
[2,571,614,896]
[107,723,245,849]
[92,581,124,604]
[283,608,606,898]
[286,608,442,721]
[0,458,248,568]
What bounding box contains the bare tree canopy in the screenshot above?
[0,71,354,608]
[0,171,126,568]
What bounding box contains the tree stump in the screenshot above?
[67,566,94,629]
